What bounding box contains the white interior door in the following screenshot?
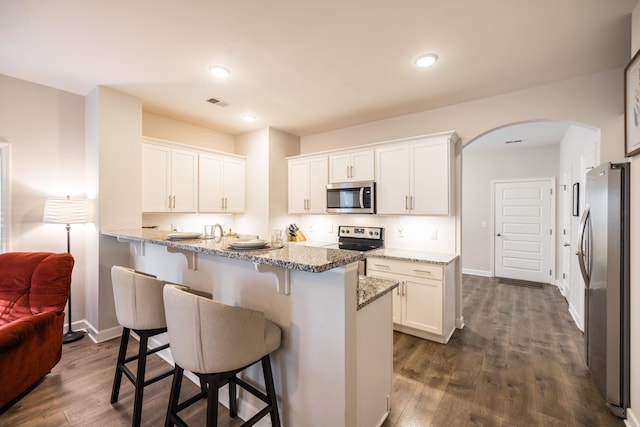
[561,170,572,295]
[494,179,554,283]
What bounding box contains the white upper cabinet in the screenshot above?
[375,144,411,215]
[199,153,245,213]
[170,148,199,212]
[375,134,455,215]
[288,156,328,214]
[142,143,171,212]
[329,149,374,183]
[142,142,197,212]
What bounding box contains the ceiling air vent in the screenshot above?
[207,98,230,108]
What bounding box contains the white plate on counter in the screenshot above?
[227,239,269,249]
[167,232,203,240]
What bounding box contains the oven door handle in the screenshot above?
[359,187,365,208]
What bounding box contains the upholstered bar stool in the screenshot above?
[163,284,282,427]
[110,266,175,427]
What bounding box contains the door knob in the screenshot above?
[497,233,502,237]
[563,243,570,247]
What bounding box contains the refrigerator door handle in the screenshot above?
[577,205,591,286]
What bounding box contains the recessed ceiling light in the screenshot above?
[208,65,231,78]
[243,115,256,123]
[415,53,439,68]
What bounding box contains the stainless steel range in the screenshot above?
[336,225,384,275]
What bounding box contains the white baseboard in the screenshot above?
[461,268,492,277]
[567,303,584,332]
[626,407,639,427]
[456,315,465,330]
[64,319,120,343]
[624,408,640,427]
[84,321,122,343]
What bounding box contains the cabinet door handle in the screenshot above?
[221,198,225,209]
[411,196,414,210]
[168,195,172,210]
[405,196,409,210]
[172,195,176,209]
[373,264,390,269]
[396,283,400,296]
[224,197,228,210]
[413,269,433,275]
[402,281,406,297]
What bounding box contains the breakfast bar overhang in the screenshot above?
[102,229,398,427]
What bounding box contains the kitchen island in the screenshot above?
[102,229,397,427]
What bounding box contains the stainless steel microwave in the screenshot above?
[326,181,376,214]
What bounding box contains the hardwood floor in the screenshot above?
[384,275,624,427]
[0,275,624,426]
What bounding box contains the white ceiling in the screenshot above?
[0,1,636,137]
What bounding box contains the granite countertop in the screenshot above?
[367,248,457,265]
[357,275,399,310]
[101,229,364,273]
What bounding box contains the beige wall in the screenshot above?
[142,111,235,153]
[0,73,89,327]
[301,69,623,161]
[86,86,143,339]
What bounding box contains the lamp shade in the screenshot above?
[43,197,92,224]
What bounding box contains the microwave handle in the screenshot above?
[359,187,365,208]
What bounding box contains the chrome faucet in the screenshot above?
[213,223,224,242]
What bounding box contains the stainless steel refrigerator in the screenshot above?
[577,162,630,419]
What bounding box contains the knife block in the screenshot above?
[290,230,307,241]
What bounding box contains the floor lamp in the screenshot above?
[43,195,92,344]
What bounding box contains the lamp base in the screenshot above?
[63,330,85,344]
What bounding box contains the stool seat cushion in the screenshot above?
[163,284,282,374]
[111,266,166,330]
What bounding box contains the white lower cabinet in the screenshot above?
[367,257,456,343]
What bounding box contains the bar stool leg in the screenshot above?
[229,375,237,418]
[262,355,281,427]
[132,331,150,427]
[206,374,220,427]
[111,327,131,404]
[165,366,184,427]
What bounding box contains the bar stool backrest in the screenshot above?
[111,266,167,330]
[163,284,268,374]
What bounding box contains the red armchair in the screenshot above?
[0,252,75,410]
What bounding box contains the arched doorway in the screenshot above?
[461,120,599,330]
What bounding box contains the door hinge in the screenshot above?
[562,273,566,279]
[563,184,566,191]
[550,188,553,195]
[563,228,566,235]
[549,229,552,235]
[550,269,553,276]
